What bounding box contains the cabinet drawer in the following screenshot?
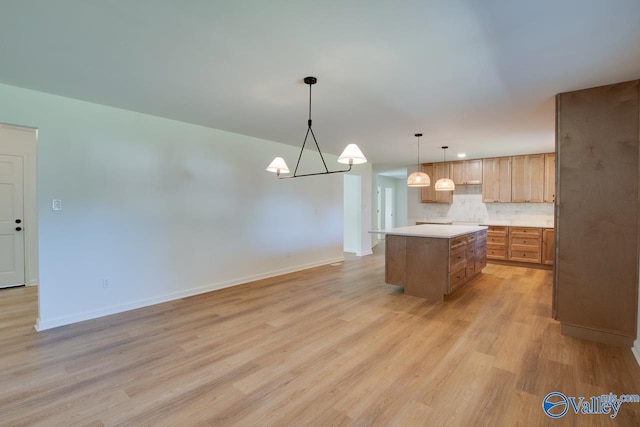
[510,227,541,238]
[466,246,476,258]
[450,257,467,273]
[487,248,507,259]
[450,236,467,250]
[487,226,508,235]
[510,237,541,246]
[449,244,467,265]
[476,229,487,240]
[509,251,542,263]
[487,242,506,250]
[487,236,506,244]
[475,257,487,271]
[466,263,476,276]
[450,270,467,291]
[511,244,541,253]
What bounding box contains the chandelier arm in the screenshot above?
[308,126,330,173]
[292,126,312,177]
[279,164,352,179]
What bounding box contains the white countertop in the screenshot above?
[371,224,488,239]
[417,219,554,228]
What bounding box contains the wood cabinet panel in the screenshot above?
[482,157,511,203]
[452,159,482,185]
[420,163,434,203]
[544,153,556,203]
[542,228,554,266]
[420,163,452,203]
[555,79,639,345]
[511,154,545,203]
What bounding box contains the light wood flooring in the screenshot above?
[1,246,640,426]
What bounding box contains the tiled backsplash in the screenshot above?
[409,185,554,225]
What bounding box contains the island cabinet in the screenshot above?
[451,159,482,185]
[511,154,545,203]
[384,226,487,302]
[420,163,453,204]
[482,157,511,203]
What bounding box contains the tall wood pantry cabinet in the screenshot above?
[554,79,639,346]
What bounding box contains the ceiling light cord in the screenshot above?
[292,81,329,176]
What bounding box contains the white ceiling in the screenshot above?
[1,1,639,169]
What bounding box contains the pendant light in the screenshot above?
[267,76,367,178]
[407,133,430,187]
[435,146,455,191]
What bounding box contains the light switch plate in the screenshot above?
[52,199,62,211]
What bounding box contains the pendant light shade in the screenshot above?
[407,133,430,187]
[407,171,431,187]
[266,157,290,176]
[267,76,367,179]
[338,144,367,165]
[435,146,455,191]
[434,177,455,191]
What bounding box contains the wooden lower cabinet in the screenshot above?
[542,228,555,265]
[509,227,542,264]
[486,225,553,267]
[486,226,508,260]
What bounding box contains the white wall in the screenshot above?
[0,83,345,330]
[343,174,361,253]
[347,164,373,256]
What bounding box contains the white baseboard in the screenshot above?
[35,256,345,331]
[356,249,373,256]
[633,340,640,367]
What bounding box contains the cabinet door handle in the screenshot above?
[16,227,22,231]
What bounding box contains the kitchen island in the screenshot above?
[374,224,487,302]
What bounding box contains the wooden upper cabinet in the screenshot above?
[511,154,545,203]
[482,157,511,203]
[451,159,482,185]
[420,163,435,203]
[420,163,452,204]
[544,153,555,203]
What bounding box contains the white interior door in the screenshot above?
[376,186,382,230]
[0,154,25,288]
[384,187,393,229]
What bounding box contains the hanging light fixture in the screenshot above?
[435,146,455,191]
[266,76,367,178]
[407,133,430,187]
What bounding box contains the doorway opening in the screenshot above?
[0,123,38,315]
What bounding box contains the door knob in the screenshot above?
[16,227,22,231]
[15,219,21,224]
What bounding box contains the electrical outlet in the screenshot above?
[102,279,110,288]
[52,199,62,211]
